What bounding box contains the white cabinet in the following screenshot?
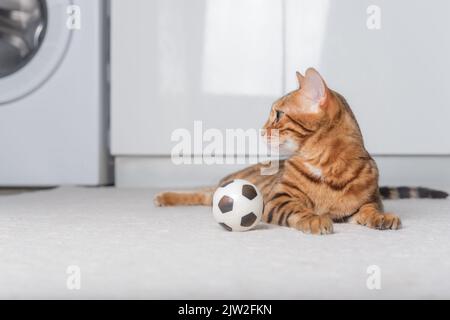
[284,0,450,154]
[111,0,450,187]
[112,0,284,156]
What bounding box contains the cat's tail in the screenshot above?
[154,187,215,207]
[380,186,449,200]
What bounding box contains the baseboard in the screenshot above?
[115,156,450,190]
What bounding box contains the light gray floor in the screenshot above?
[0,187,450,299]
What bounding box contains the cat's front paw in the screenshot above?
[295,215,334,235]
[154,192,168,207]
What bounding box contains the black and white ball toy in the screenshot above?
[213,179,264,232]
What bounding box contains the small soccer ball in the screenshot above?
[212,179,264,232]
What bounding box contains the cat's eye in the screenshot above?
[275,110,284,122]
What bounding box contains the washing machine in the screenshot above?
[0,0,112,186]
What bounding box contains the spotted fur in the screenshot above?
[155,69,448,235]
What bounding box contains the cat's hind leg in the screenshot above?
[349,203,401,230]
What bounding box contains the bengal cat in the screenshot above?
[155,68,448,235]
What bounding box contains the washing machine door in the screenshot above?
[0,0,72,104]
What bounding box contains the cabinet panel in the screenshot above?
[111,0,283,155]
[113,0,450,156]
[285,0,450,154]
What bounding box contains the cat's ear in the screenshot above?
[303,68,328,107]
[296,71,305,88]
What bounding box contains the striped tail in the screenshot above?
[380,187,449,200]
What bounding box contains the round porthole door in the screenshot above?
[0,0,72,105]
